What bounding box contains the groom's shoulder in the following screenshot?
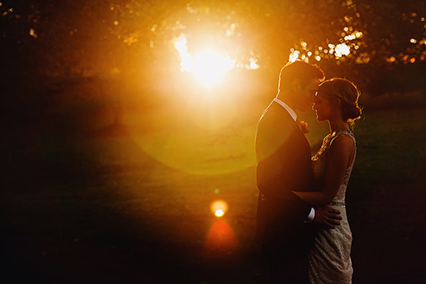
[261,101,283,117]
[257,107,292,139]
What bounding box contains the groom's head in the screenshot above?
[277,60,325,112]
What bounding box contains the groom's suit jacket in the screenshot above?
[255,100,314,250]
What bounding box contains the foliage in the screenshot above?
[1,0,426,95]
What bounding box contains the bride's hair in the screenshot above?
[318,78,362,122]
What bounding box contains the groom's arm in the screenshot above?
[305,207,315,223]
[256,114,295,200]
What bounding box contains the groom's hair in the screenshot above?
[278,60,325,92]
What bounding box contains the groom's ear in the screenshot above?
[291,79,302,92]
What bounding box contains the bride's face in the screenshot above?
[312,94,336,121]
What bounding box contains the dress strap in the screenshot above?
[330,130,355,145]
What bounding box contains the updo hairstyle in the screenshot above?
[317,78,362,122]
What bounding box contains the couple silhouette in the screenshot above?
[255,60,362,283]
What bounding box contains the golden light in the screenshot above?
[247,57,260,69]
[192,50,235,86]
[289,49,300,62]
[386,56,396,63]
[174,34,194,72]
[29,28,38,39]
[174,33,236,87]
[126,33,258,176]
[335,43,351,57]
[344,31,363,41]
[210,200,228,218]
[289,28,362,62]
[215,209,225,217]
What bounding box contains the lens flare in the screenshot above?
[215,209,225,217]
[203,220,240,256]
[210,200,228,218]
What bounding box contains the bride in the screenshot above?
[293,78,362,283]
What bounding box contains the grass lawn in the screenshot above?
[1,88,426,283]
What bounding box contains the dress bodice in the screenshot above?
[309,130,356,283]
[311,130,356,204]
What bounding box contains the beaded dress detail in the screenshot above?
[309,130,356,284]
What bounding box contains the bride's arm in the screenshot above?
[293,135,355,206]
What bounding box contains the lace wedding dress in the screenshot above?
[309,130,356,284]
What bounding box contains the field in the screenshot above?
[1,80,426,283]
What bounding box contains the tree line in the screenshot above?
[1,0,426,97]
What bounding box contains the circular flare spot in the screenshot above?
[215,209,225,217]
[210,200,228,218]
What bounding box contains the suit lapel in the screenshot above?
[273,101,311,153]
[294,119,311,152]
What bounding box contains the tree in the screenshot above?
[2,0,426,96]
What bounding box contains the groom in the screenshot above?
[255,61,341,283]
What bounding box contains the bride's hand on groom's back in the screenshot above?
[313,207,342,229]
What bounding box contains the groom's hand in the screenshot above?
[313,207,342,229]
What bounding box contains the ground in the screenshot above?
[1,87,426,283]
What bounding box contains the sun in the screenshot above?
[192,51,235,86]
[174,34,236,87]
